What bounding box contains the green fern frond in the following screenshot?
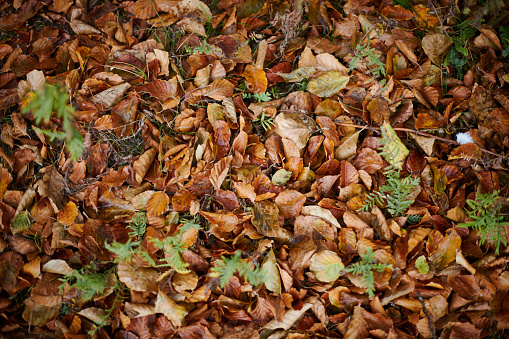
[344,248,390,297]
[459,191,508,255]
[210,251,265,288]
[22,83,84,161]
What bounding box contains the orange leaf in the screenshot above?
[146,191,169,217]
[210,156,232,191]
[242,64,267,94]
[0,166,12,200]
[57,201,79,227]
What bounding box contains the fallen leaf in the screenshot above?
[307,71,350,98]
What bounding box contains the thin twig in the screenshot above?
[417,291,437,339]
[335,122,509,159]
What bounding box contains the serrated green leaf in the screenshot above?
[310,250,344,282]
[380,121,409,170]
[272,169,292,186]
[307,72,350,98]
[415,255,429,274]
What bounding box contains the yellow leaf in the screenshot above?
[154,290,188,327]
[307,71,350,98]
[310,250,344,282]
[261,249,282,293]
[380,121,409,170]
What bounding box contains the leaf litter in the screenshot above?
[0,0,509,338]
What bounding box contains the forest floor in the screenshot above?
[1,0,509,338]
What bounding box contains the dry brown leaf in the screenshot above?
[274,112,316,149]
[146,191,169,217]
[422,34,452,66]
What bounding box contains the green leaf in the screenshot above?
[310,250,345,282]
[272,169,292,186]
[307,72,350,98]
[415,255,429,274]
[380,121,409,170]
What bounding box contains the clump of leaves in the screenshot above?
[348,39,386,80]
[210,251,265,288]
[360,123,420,217]
[445,20,477,79]
[242,91,272,103]
[253,112,275,131]
[344,248,390,297]
[21,83,84,161]
[459,190,508,255]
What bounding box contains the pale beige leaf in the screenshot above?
[42,259,73,276]
[410,133,435,157]
[26,70,45,92]
[274,113,316,149]
[222,97,237,124]
[261,249,281,293]
[179,0,212,21]
[154,49,169,76]
[117,261,158,292]
[154,290,188,327]
[124,302,156,318]
[301,205,341,229]
[78,307,111,325]
[315,53,349,74]
[70,20,101,35]
[298,47,317,68]
[176,18,206,36]
[91,83,131,109]
[335,130,360,160]
[132,190,156,210]
[195,64,212,88]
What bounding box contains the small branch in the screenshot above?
[335,122,509,160]
[417,291,437,339]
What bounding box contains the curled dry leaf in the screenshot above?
[274,112,316,149]
[422,34,452,66]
